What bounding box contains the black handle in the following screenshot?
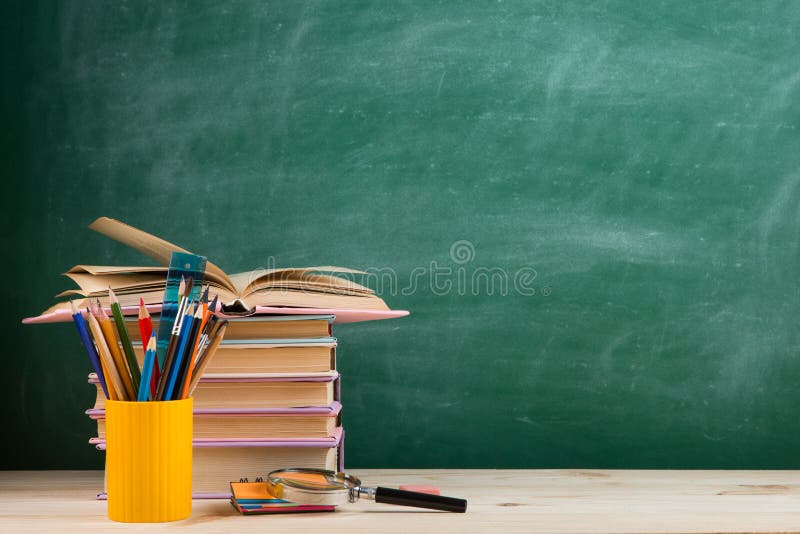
[374,487,467,513]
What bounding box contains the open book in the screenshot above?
[40,217,392,316]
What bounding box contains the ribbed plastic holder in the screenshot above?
[105,398,193,522]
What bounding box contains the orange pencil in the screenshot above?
[87,311,126,401]
[95,299,137,400]
[179,289,212,399]
[86,305,118,401]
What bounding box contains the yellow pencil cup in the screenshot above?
[105,398,193,522]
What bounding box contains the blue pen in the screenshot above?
[71,301,109,399]
[138,333,157,401]
[163,303,196,400]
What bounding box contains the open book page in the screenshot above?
[59,266,234,300]
[67,265,168,275]
[56,285,164,298]
[241,288,390,311]
[62,269,167,295]
[228,270,265,295]
[88,217,235,292]
[238,268,374,297]
[290,273,373,293]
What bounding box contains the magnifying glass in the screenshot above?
[266,468,467,513]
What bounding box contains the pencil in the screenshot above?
[208,293,219,313]
[199,286,209,317]
[87,307,118,401]
[202,314,221,343]
[138,298,158,398]
[175,304,205,400]
[192,314,220,369]
[179,291,213,399]
[155,295,191,400]
[108,287,141,392]
[155,277,188,398]
[95,299,137,400]
[208,294,219,316]
[70,301,109,399]
[137,334,157,401]
[188,321,228,397]
[164,302,198,400]
[87,312,127,401]
[137,298,152,343]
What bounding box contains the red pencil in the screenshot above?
[138,298,158,398]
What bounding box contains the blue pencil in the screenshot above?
[138,333,157,401]
[71,301,109,399]
[163,303,196,400]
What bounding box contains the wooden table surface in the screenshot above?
[1,470,800,533]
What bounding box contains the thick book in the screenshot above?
[89,372,340,410]
[126,314,334,342]
[93,428,344,498]
[36,217,394,314]
[87,403,342,440]
[133,338,337,375]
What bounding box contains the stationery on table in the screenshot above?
[69,252,229,403]
[37,220,409,503]
[84,310,345,497]
[67,253,226,521]
[230,480,335,514]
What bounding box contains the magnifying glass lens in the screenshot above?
[271,470,355,491]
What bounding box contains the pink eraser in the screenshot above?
[399,484,440,495]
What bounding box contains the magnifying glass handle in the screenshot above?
[373,487,467,513]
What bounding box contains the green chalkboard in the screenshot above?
[5,0,800,469]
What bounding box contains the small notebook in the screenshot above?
[230,480,335,514]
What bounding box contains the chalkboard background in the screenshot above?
[4,1,800,469]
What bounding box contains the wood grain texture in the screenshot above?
[2,470,800,533]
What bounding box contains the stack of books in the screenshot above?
[23,217,408,499]
[87,314,343,497]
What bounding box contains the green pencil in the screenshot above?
[108,287,141,392]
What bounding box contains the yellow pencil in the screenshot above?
[95,300,137,400]
[87,312,127,401]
